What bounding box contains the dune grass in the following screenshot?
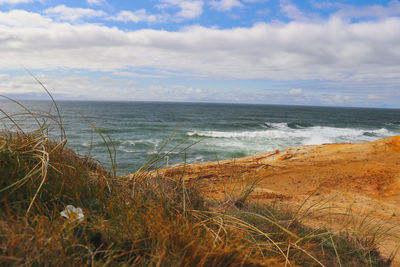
[0,92,395,266]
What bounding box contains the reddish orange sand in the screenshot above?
[131,136,400,263]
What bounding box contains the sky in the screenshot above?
[0,0,399,107]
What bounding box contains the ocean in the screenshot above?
[1,100,400,174]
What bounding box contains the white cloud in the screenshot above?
[280,1,321,22]
[334,1,400,19]
[0,75,48,94]
[322,95,351,104]
[280,2,305,20]
[109,9,168,23]
[0,74,139,99]
[175,0,203,19]
[111,1,203,24]
[367,94,386,100]
[312,0,400,20]
[0,9,400,98]
[87,0,105,6]
[209,0,242,11]
[0,74,10,82]
[44,5,106,22]
[157,0,203,20]
[289,88,303,95]
[0,0,35,4]
[0,74,212,101]
[242,0,267,2]
[0,9,51,26]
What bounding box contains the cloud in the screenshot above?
[113,71,167,79]
[86,0,106,6]
[44,5,106,22]
[157,0,203,20]
[111,1,203,24]
[322,95,351,104]
[242,0,267,2]
[0,74,10,82]
[333,0,400,20]
[280,1,320,22]
[0,0,35,4]
[289,88,303,95]
[0,74,139,99]
[0,9,400,100]
[367,94,386,100]
[0,9,51,26]
[312,0,400,20]
[209,0,242,12]
[280,2,306,20]
[0,73,214,102]
[175,0,203,19]
[109,9,168,23]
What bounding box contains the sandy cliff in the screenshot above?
[136,135,400,263]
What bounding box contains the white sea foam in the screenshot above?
[189,130,286,139]
[187,155,205,163]
[371,128,390,135]
[188,124,398,148]
[303,136,333,145]
[120,147,136,153]
[268,122,288,129]
[121,140,137,146]
[81,142,90,147]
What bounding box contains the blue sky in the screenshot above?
[0,0,399,107]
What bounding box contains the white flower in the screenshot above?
[60,205,84,222]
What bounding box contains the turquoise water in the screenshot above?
[1,100,400,173]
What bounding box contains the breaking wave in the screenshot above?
[188,123,396,146]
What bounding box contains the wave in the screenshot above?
[287,121,313,129]
[362,128,390,137]
[188,125,397,146]
[268,122,288,129]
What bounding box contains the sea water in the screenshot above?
[1,100,400,173]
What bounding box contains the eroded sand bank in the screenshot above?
[128,136,400,263]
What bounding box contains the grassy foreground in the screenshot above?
[0,98,394,266]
